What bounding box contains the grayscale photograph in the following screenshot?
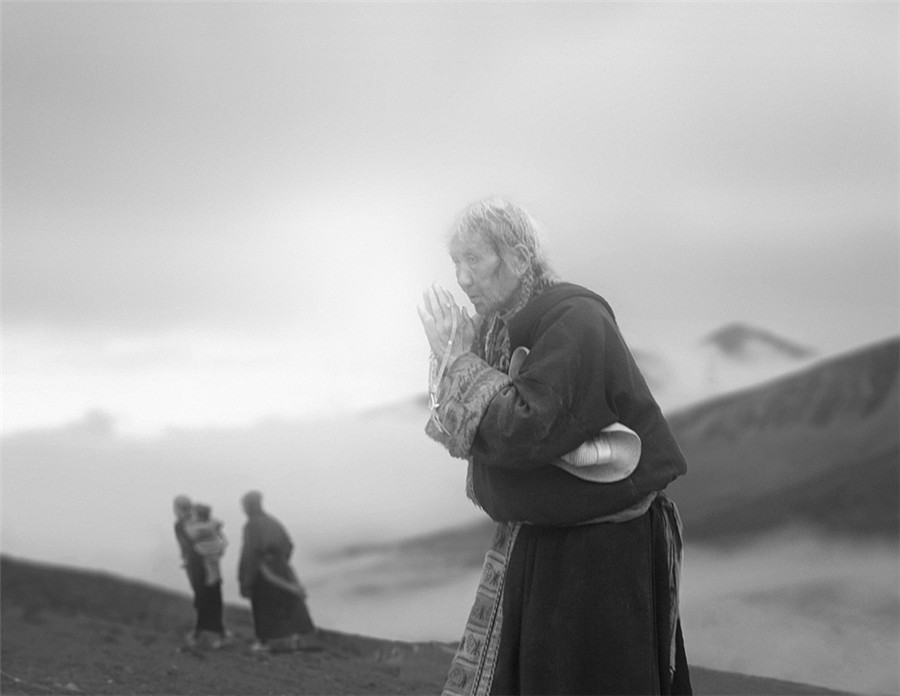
[2,2,897,695]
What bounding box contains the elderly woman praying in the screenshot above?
[417,197,693,696]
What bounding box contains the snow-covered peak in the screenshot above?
[702,323,816,362]
[632,323,820,412]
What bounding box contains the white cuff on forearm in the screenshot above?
[557,422,641,483]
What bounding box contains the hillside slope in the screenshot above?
[1,555,452,696]
[0,556,858,696]
[665,337,899,542]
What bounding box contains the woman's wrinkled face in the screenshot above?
[449,232,522,316]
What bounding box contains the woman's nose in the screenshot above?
[456,265,472,289]
[456,265,473,288]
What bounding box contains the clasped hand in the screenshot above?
[417,284,477,362]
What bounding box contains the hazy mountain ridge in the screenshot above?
[633,323,822,412]
[667,336,897,437]
[665,336,898,542]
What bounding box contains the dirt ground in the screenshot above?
[1,556,453,695]
[1,556,856,696]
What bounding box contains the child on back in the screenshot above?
[184,504,227,585]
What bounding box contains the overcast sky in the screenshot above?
[2,1,897,435]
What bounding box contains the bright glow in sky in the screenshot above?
[2,2,897,435]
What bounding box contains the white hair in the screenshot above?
[450,197,556,283]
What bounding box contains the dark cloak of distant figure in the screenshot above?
[238,490,317,651]
[173,495,227,648]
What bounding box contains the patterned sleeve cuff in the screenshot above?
[425,352,512,458]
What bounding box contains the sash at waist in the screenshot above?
[518,491,658,527]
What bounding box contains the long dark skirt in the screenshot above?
[187,554,224,636]
[193,580,224,634]
[250,578,315,642]
[490,500,692,695]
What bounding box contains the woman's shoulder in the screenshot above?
[510,282,616,346]
[530,282,614,318]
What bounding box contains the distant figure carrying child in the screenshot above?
[184,503,227,585]
[172,495,230,649]
[238,490,319,653]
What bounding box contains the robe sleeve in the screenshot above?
[429,292,685,525]
[471,296,631,469]
[424,352,511,458]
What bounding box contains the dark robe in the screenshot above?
[490,498,690,695]
[436,283,692,696]
[239,510,315,642]
[471,283,688,525]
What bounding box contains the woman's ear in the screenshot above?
[510,243,531,277]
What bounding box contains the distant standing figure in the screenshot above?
[238,491,318,652]
[172,495,228,649]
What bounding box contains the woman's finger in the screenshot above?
[416,303,434,325]
[417,303,446,355]
[425,285,446,323]
[436,285,458,314]
[420,288,437,320]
